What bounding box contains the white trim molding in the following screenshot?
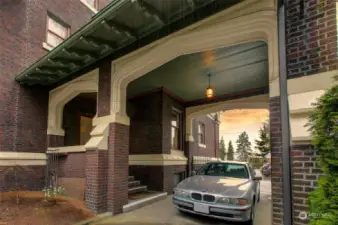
[43,42,53,51]
[193,156,220,163]
[198,143,207,148]
[47,145,86,154]
[80,0,98,13]
[0,152,47,166]
[129,154,188,166]
[47,69,98,136]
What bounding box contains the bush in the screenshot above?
[307,76,338,225]
[42,186,67,203]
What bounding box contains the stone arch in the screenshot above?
[110,0,278,119]
[47,69,99,135]
[185,95,269,140]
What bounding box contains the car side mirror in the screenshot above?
[253,175,262,181]
[191,171,197,176]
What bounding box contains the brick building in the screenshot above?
[0,0,337,224]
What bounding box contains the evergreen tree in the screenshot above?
[219,137,226,160]
[227,141,234,160]
[236,131,252,162]
[254,122,270,158]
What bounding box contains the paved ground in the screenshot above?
[98,179,272,225]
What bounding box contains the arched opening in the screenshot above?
[62,92,97,146]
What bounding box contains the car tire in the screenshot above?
[246,205,255,225]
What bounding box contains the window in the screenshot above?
[198,123,205,144]
[171,109,182,150]
[197,162,249,179]
[46,15,69,48]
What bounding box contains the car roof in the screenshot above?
[207,160,248,165]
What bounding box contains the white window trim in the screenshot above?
[80,0,98,13]
[43,42,53,51]
[198,143,207,148]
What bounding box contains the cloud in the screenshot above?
[220,109,269,132]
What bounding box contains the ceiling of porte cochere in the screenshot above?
[127,41,269,102]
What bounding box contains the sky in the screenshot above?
[219,109,269,154]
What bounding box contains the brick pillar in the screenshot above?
[107,123,129,214]
[269,96,284,225]
[47,135,64,147]
[291,144,322,225]
[85,149,108,213]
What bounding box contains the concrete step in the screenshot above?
[128,180,141,188]
[128,176,134,181]
[128,185,147,194]
[123,192,167,213]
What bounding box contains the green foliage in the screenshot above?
[236,131,252,162]
[42,186,67,203]
[219,137,226,160]
[227,141,235,160]
[254,122,270,158]
[307,77,338,225]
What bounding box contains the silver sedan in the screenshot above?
[173,161,262,224]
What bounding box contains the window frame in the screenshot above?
[80,0,99,12]
[198,123,206,145]
[45,13,70,49]
[171,108,182,150]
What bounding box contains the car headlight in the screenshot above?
[174,189,190,198]
[217,197,248,206]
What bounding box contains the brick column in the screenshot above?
[107,123,129,214]
[269,96,284,225]
[85,149,108,213]
[291,144,322,225]
[47,135,64,147]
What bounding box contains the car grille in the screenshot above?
[191,192,215,202]
[191,193,202,201]
[203,194,215,202]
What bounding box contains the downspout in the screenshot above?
[277,1,293,225]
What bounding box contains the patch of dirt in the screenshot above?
[0,191,93,225]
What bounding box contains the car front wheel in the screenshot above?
[246,203,255,225]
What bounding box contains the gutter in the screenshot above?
[277,0,293,225]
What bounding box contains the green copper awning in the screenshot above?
[15,0,241,86]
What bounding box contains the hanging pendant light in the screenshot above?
[206,73,214,98]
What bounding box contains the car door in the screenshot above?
[248,165,259,202]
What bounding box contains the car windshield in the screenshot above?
[197,163,249,179]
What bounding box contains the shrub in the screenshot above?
[42,186,67,203]
[307,76,338,225]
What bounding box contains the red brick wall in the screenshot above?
[291,144,322,225]
[0,166,45,191]
[192,116,219,158]
[286,0,338,78]
[269,96,284,225]
[107,123,129,214]
[58,153,86,178]
[128,91,163,154]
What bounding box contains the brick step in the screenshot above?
[128,176,134,181]
[128,180,141,188]
[128,185,147,194]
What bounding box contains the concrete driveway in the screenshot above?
[97,180,272,225]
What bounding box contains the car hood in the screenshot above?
[176,175,252,198]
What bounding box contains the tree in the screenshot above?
[236,131,252,162]
[306,76,338,224]
[227,141,235,160]
[219,137,226,160]
[254,122,270,158]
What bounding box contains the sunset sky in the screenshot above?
[219,109,269,153]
